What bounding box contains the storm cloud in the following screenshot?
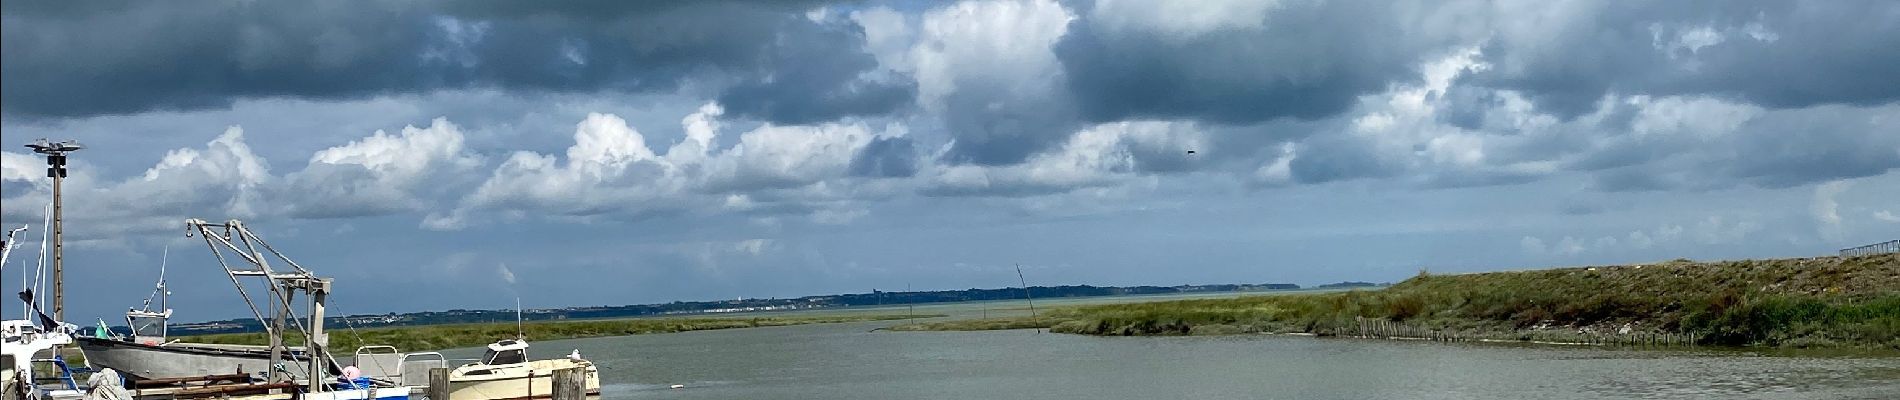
[1462,1,1900,117]
[0,0,906,123]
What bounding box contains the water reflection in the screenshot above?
[438,320,1900,400]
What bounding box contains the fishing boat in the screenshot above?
[93,219,415,400]
[73,248,331,381]
[73,336,325,381]
[444,339,600,400]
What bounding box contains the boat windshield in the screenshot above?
[482,348,526,365]
[129,316,165,339]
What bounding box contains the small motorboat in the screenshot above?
[445,339,600,400]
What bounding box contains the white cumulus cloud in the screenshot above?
[284,117,480,218]
[430,103,889,230]
[924,120,1203,196]
[1812,180,1851,241]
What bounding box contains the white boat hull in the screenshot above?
[447,360,599,400]
[303,386,414,400]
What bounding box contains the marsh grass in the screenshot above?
[883,313,1075,331]
[901,255,1900,349]
[185,314,941,352]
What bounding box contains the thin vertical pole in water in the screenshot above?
[907,282,914,318]
[1017,264,1038,331]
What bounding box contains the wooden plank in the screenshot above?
[138,382,296,398]
[130,373,255,388]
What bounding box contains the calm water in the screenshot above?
[441,318,1900,400]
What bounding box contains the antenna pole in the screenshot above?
[516,297,524,340]
[27,139,81,324]
[51,158,65,323]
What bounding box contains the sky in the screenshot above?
[2,0,1897,323]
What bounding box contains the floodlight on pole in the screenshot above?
[24,138,81,324]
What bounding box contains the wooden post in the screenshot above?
[551,367,586,400]
[427,368,450,400]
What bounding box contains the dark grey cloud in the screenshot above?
[1564,135,1685,173]
[714,21,918,124]
[1582,104,1900,192]
[1287,134,1400,184]
[1418,169,1543,189]
[1433,85,1502,131]
[1,2,430,117]
[1589,167,1688,193]
[1465,1,1900,118]
[935,92,1080,166]
[847,136,918,178]
[1717,106,1900,188]
[0,0,905,124]
[1054,0,1444,125]
[930,0,1462,166]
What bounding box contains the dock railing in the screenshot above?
[1839,240,1899,257]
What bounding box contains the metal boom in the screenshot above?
[186,219,334,391]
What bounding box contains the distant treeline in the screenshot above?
[169,283,1302,335]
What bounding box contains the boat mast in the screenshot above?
[25,207,49,322]
[26,139,81,323]
[160,247,169,327]
[0,225,24,274]
[1,225,26,323]
[131,246,172,339]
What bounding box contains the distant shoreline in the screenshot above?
[164,282,1324,336]
[182,313,941,353]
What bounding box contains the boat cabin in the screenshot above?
[2,319,39,339]
[125,309,170,345]
[482,339,528,365]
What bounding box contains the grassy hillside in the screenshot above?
[901,255,1900,349]
[186,314,938,352]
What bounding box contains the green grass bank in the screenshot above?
[897,255,1900,349]
[186,314,940,352]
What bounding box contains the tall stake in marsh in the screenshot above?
[1017,264,1038,332]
